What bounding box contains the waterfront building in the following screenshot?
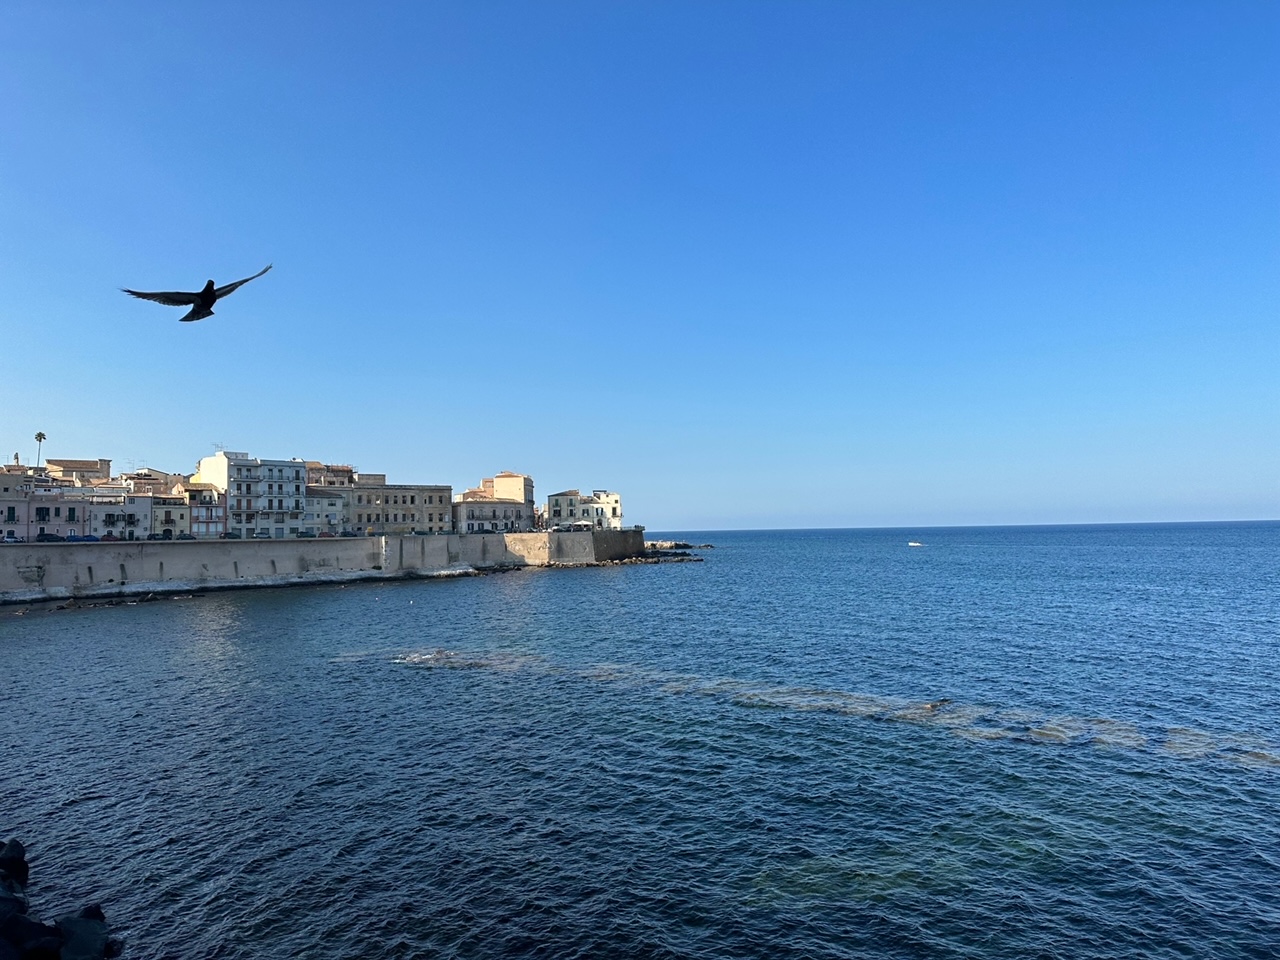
[453,472,535,534]
[350,473,453,536]
[545,489,624,530]
[304,485,352,536]
[83,494,127,539]
[0,471,108,540]
[132,493,191,539]
[0,470,31,540]
[179,483,227,539]
[192,451,308,539]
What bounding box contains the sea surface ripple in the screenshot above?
[3,523,1278,958]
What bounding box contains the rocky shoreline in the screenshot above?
[0,839,121,959]
[644,540,714,551]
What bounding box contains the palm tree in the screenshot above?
[34,431,46,468]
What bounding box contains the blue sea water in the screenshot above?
[3,523,1279,959]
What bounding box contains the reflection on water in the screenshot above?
[391,647,1280,770]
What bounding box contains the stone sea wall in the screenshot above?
[0,529,646,605]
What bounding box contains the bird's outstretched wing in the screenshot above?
[121,288,201,306]
[214,264,272,300]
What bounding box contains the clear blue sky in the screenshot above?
[2,2,1275,530]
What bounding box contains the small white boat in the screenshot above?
[908,541,924,547]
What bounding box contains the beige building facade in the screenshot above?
[181,483,227,539]
[454,472,536,534]
[351,476,453,536]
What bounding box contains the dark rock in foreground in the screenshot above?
[0,840,120,959]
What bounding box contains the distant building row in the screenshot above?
[0,452,626,542]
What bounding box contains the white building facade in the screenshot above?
[545,489,624,530]
[192,451,308,539]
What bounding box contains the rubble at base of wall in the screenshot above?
[0,838,122,959]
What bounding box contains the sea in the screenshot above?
[3,522,1278,959]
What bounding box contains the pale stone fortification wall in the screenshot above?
[0,529,645,604]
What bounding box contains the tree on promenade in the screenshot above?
[34,431,46,467]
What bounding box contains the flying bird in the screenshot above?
[122,264,273,322]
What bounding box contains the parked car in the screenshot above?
[79,534,100,542]
[219,531,242,539]
[253,531,272,539]
[318,532,336,538]
[295,531,317,538]
[176,533,196,540]
[100,533,120,541]
[339,531,358,537]
[35,533,66,542]
[2,534,24,543]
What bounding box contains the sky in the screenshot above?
[1,1,1276,530]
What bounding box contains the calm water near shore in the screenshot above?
[4,522,1279,958]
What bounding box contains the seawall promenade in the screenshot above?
[0,529,645,605]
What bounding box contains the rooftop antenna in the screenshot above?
[212,441,225,453]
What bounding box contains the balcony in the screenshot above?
[161,519,176,526]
